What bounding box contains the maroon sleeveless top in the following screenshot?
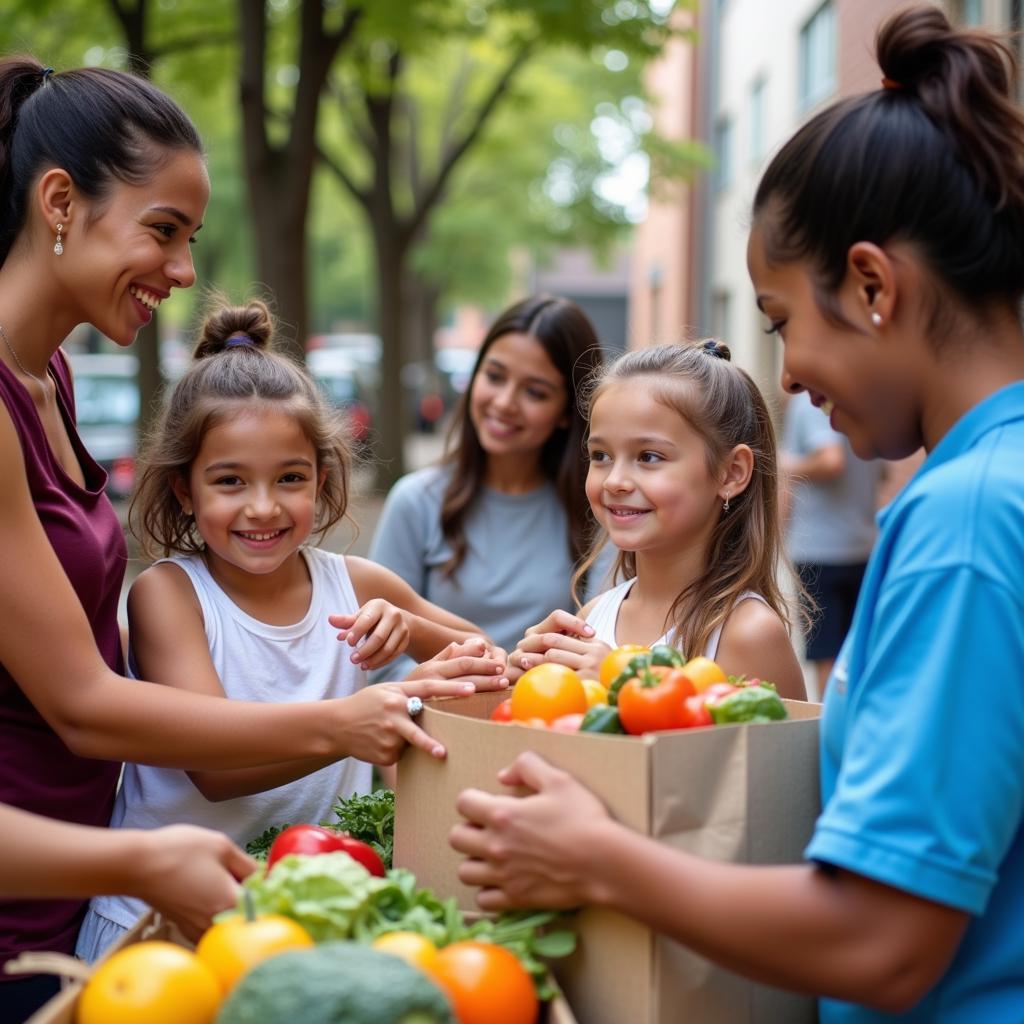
[0,350,125,972]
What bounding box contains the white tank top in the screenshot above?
[586,577,768,660]
[93,546,372,929]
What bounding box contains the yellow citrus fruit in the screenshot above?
[681,656,729,693]
[598,644,650,688]
[195,913,314,993]
[371,931,441,975]
[581,678,608,707]
[510,663,587,723]
[77,940,221,1024]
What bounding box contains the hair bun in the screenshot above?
[699,338,732,362]
[193,298,275,360]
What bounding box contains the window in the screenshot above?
[749,76,766,164]
[798,1,836,111]
[714,115,734,190]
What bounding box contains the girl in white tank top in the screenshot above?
[510,342,806,698]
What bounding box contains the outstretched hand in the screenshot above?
[406,637,510,691]
[135,825,257,942]
[329,599,409,670]
[450,750,615,912]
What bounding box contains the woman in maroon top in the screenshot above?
[0,60,474,1021]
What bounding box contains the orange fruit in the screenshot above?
[433,941,538,1024]
[598,644,650,688]
[680,656,728,693]
[580,678,608,707]
[195,913,314,993]
[510,664,587,723]
[77,940,221,1024]
[371,931,441,975]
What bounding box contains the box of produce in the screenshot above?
[25,802,578,1024]
[395,650,822,1024]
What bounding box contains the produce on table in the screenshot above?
[510,663,587,723]
[214,941,456,1024]
[77,940,221,1024]
[597,643,649,687]
[231,851,575,1000]
[245,788,394,869]
[195,912,314,993]
[433,941,539,1024]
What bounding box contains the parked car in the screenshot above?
[66,351,139,500]
[306,348,377,449]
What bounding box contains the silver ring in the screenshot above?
[406,696,424,717]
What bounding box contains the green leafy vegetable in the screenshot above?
[709,684,788,725]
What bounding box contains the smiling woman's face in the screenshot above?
[746,223,925,461]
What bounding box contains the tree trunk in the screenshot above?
[373,235,409,492]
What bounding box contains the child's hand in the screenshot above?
[511,609,610,681]
[406,638,510,692]
[338,678,478,763]
[329,600,410,670]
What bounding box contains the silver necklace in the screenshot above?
[0,323,51,399]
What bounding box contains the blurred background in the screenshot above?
[3,0,1011,504]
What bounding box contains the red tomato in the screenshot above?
[549,712,586,733]
[490,698,514,723]
[433,941,538,1024]
[617,667,697,735]
[681,694,713,728]
[267,825,385,877]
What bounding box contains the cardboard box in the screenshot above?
[27,909,578,1024]
[395,691,822,1024]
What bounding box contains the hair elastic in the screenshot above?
[40,67,54,81]
[881,76,902,90]
[702,339,724,358]
[224,332,255,348]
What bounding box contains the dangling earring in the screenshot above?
[722,494,730,513]
[53,224,64,256]
[871,311,882,327]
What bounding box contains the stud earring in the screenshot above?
[53,224,64,256]
[722,494,730,513]
[871,311,882,327]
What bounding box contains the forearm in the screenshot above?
[583,821,960,1012]
[1,808,151,900]
[50,668,347,771]
[188,755,337,802]
[405,612,486,662]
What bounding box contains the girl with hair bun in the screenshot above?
[452,8,1024,1020]
[511,340,805,699]
[76,298,500,963]
[0,58,491,1016]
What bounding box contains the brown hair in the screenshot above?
[753,6,1024,328]
[439,295,604,580]
[574,341,796,659]
[129,298,353,559]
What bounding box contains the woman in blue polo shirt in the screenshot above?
[449,7,1024,1021]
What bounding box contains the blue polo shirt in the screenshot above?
[805,382,1024,1023]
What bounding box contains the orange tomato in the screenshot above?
[510,664,587,723]
[598,644,650,688]
[77,941,221,1024]
[433,941,538,1024]
[681,656,728,693]
[580,678,608,707]
[371,931,441,976]
[195,913,314,993]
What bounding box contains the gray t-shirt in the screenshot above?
[369,465,609,676]
[781,391,881,564]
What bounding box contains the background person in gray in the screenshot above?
[781,390,882,697]
[369,295,610,680]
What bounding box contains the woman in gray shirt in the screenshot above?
[370,296,607,673]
